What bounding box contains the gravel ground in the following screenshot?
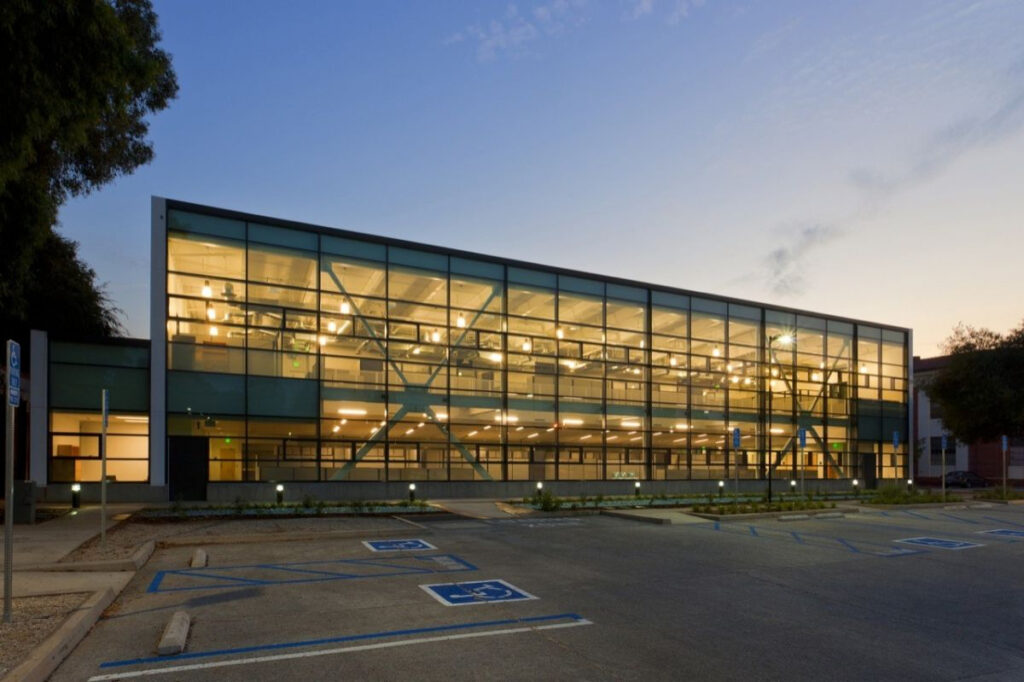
[0,593,89,677]
[62,514,413,562]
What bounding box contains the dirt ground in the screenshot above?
[0,593,89,678]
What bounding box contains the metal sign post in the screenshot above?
[732,428,741,503]
[101,389,109,548]
[798,428,807,498]
[1002,435,1009,498]
[4,339,21,624]
[941,433,948,502]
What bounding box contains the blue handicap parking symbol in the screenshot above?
[421,579,538,606]
[363,539,437,552]
[895,537,982,550]
[979,529,1024,538]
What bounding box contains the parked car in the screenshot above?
[943,471,991,488]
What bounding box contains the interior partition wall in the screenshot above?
[154,198,911,485]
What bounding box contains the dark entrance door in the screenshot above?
[859,451,877,489]
[168,436,209,501]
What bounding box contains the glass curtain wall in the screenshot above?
[164,206,910,483]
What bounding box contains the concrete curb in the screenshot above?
[157,611,191,656]
[689,508,848,522]
[16,540,155,573]
[1,587,115,682]
[189,549,208,568]
[778,514,810,522]
[157,526,424,548]
[600,510,672,524]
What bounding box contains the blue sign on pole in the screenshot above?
[1003,435,1010,452]
[892,431,900,450]
[941,434,948,451]
[732,428,741,449]
[798,428,806,449]
[6,340,20,407]
[421,579,538,606]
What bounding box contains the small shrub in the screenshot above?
[538,490,562,512]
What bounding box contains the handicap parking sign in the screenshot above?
[421,579,538,606]
[979,529,1024,539]
[895,537,982,550]
[363,539,437,552]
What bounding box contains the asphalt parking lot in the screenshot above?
[53,504,1024,681]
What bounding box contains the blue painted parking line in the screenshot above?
[937,512,980,525]
[363,539,437,552]
[696,522,922,558]
[983,515,1024,528]
[895,537,982,550]
[978,529,1024,538]
[147,553,477,593]
[97,612,589,669]
[421,579,538,606]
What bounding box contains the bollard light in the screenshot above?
[71,483,81,509]
[409,482,416,503]
[536,481,543,491]
[790,480,797,491]
[718,480,724,498]
[634,480,641,497]
[275,483,284,505]
[852,479,859,487]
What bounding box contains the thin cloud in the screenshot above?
[451,1,588,62]
[757,60,1024,297]
[765,222,844,296]
[624,0,707,24]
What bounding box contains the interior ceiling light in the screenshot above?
[206,303,216,320]
[332,425,340,433]
[338,408,367,416]
[562,418,584,426]
[712,346,721,357]
[456,313,467,328]
[669,357,677,366]
[327,320,337,333]
[318,336,327,346]
[528,432,538,438]
[522,340,532,352]
[431,330,441,343]
[209,326,218,336]
[201,280,212,298]
[555,327,564,339]
[489,352,502,363]
[340,301,351,315]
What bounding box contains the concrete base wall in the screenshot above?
[41,484,170,504]
[207,478,898,503]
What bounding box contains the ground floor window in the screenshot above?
[49,410,149,482]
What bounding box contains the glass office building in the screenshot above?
[143,198,910,493]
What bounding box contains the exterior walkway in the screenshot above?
[1,504,142,597]
[432,499,517,519]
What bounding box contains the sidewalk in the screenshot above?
[1,504,143,597]
[432,498,517,519]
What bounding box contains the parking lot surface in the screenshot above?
[53,504,1024,681]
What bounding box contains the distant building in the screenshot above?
[913,355,1022,483]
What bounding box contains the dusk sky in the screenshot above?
[58,0,1024,354]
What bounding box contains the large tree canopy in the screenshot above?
[0,0,177,341]
[925,321,1024,443]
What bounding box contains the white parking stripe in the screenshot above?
[86,620,592,681]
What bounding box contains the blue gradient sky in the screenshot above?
[58,0,1024,354]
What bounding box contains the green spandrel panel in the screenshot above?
[652,291,688,311]
[248,376,318,417]
[50,365,148,410]
[508,267,555,288]
[167,371,245,415]
[168,209,245,240]
[321,235,386,262]
[50,342,149,368]
[606,283,645,303]
[451,256,503,281]
[882,329,906,344]
[691,297,727,314]
[247,222,318,251]
[389,246,447,272]
[559,275,603,296]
